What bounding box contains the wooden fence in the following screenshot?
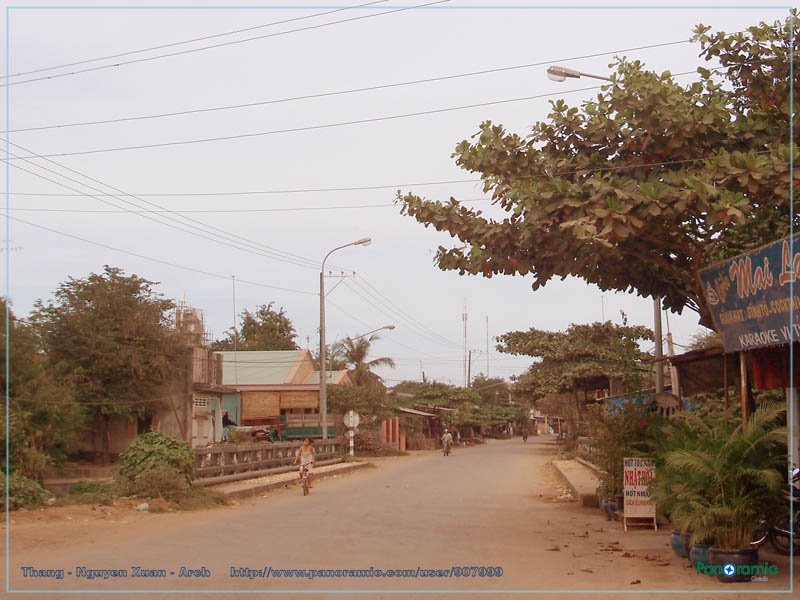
[193,438,343,486]
[577,436,597,463]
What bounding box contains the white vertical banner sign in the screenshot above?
[623,457,657,531]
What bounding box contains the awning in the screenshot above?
[397,407,437,417]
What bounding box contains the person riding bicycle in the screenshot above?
[441,429,453,454]
[293,437,316,488]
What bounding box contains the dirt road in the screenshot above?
[3,436,796,599]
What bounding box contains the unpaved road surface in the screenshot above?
[3,436,796,599]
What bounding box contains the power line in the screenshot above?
[3,138,349,271]
[353,277,462,348]
[5,213,316,296]
[5,37,692,133]
[326,298,442,360]
[342,279,462,351]
[6,157,326,272]
[2,70,705,160]
[6,178,482,197]
[2,1,390,80]
[1,0,449,88]
[7,198,493,214]
[2,84,603,159]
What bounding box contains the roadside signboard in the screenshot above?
[343,410,361,429]
[623,457,657,531]
[699,233,800,353]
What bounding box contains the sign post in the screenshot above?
[623,457,657,531]
[343,411,360,457]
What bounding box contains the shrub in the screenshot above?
[56,480,115,506]
[0,471,51,510]
[124,464,192,502]
[117,432,195,486]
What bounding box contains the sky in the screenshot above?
[1,0,790,386]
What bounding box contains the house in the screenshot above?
[217,349,353,439]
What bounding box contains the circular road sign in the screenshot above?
[343,410,361,429]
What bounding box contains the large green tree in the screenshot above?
[212,302,298,351]
[499,321,653,401]
[1,300,83,480]
[31,266,185,464]
[398,15,798,328]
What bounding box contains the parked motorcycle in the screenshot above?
[768,467,800,555]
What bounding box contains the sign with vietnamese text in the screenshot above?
[623,457,656,530]
[699,234,800,352]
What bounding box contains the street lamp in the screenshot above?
[546,65,612,82]
[547,65,664,392]
[349,324,396,341]
[320,237,371,440]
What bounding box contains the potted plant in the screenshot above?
[662,403,786,583]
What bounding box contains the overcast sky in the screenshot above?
[2,0,789,386]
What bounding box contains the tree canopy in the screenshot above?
[398,15,798,328]
[31,266,185,463]
[212,302,298,351]
[499,321,653,401]
[1,300,83,480]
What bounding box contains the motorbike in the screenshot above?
[767,467,800,555]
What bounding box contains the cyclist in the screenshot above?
[293,437,316,488]
[441,429,453,455]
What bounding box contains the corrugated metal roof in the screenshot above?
[304,370,348,385]
[217,350,304,385]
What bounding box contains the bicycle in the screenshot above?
[443,441,451,456]
[300,464,311,496]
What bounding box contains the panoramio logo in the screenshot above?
[695,561,778,581]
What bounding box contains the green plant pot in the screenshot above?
[708,547,758,583]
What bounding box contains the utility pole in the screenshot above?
[231,275,238,384]
[486,315,489,377]
[462,304,468,387]
[654,296,664,393]
[467,350,472,387]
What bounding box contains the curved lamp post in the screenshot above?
[349,324,395,341]
[547,65,664,392]
[319,237,371,439]
[546,65,612,82]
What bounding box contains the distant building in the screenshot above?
[217,349,352,439]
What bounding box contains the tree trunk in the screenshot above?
[101,413,111,465]
[92,412,103,465]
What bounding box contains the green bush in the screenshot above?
[117,432,195,485]
[56,480,115,506]
[125,464,192,502]
[0,471,52,510]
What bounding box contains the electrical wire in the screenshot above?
[342,279,462,351]
[352,276,463,348]
[1,0,390,80]
[3,137,351,272]
[6,37,694,133]
[5,213,316,296]
[7,198,492,214]
[325,298,443,360]
[2,84,603,159]
[2,69,708,160]
[6,178,482,197]
[6,157,328,272]
[1,0,449,88]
